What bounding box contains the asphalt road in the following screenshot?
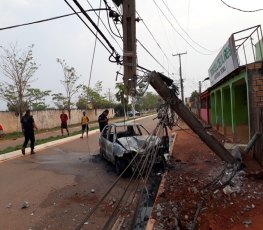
[0,115,158,230]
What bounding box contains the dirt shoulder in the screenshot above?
[151,123,263,230]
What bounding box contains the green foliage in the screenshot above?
[31,102,48,110]
[52,93,67,110]
[26,88,51,110]
[115,83,129,113]
[76,97,87,110]
[140,92,159,110]
[190,90,199,101]
[77,81,112,109]
[114,103,131,116]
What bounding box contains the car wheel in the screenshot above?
[115,158,127,176]
[99,148,104,159]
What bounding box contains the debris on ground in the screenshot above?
[150,125,263,230]
[21,201,30,209]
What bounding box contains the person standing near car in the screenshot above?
[60,110,69,136]
[80,111,89,138]
[21,109,38,155]
[98,109,109,132]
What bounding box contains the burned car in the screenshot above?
[99,122,169,175]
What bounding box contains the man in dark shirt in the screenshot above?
[21,110,38,155]
[98,109,109,132]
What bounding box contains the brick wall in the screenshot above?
[247,61,263,165]
[0,108,115,133]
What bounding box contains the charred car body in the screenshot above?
[99,122,169,175]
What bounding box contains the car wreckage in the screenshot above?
[99,122,169,175]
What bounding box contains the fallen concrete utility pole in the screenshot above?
[148,71,236,164]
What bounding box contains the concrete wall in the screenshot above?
[0,108,115,133]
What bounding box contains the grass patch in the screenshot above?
[0,127,96,155]
[0,113,154,155]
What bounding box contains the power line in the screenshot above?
[152,0,213,55]
[220,0,263,12]
[71,0,115,53]
[0,2,123,54]
[86,0,123,51]
[65,1,154,79]
[160,0,217,53]
[0,8,107,31]
[103,0,123,40]
[87,0,102,90]
[137,39,169,73]
[136,11,176,70]
[63,0,112,55]
[65,0,122,64]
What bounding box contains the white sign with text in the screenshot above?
[209,36,239,86]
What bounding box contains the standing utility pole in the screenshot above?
[172,52,187,103]
[122,0,137,96]
[108,88,111,102]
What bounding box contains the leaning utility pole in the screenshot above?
[172,52,187,103]
[122,0,137,96]
[148,71,236,164]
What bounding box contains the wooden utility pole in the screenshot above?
[172,52,187,103]
[122,0,137,96]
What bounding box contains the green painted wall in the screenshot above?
[234,81,248,124]
[211,93,216,124]
[215,90,222,125]
[210,70,249,137]
[255,39,263,61]
[222,86,232,125]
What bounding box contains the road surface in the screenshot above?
[0,115,159,230]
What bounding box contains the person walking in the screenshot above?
[98,109,109,132]
[21,110,38,155]
[0,123,4,138]
[60,110,69,136]
[80,111,89,138]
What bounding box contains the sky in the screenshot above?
[0,0,262,110]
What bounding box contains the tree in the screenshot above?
[56,58,82,119]
[26,88,51,110]
[76,97,87,110]
[140,92,159,111]
[115,83,129,115]
[52,93,67,110]
[0,44,38,117]
[139,92,159,110]
[190,90,199,101]
[5,88,50,112]
[77,81,111,109]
